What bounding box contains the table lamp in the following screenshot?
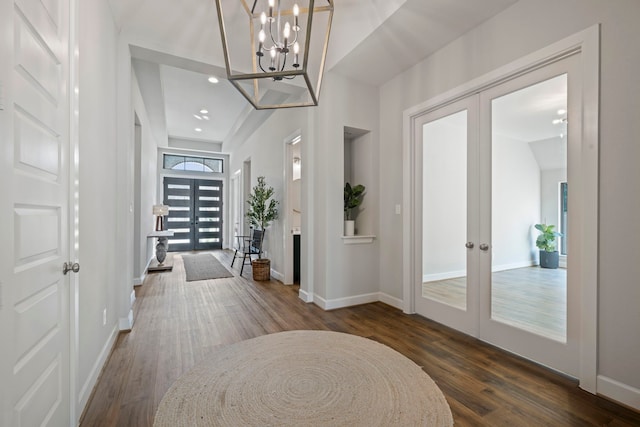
[153,204,169,231]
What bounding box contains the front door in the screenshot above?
[163,177,224,251]
[414,54,580,377]
[0,0,73,425]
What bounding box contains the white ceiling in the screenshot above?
[112,0,537,147]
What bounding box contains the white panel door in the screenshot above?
[0,0,72,425]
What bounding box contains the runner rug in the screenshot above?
[182,253,233,281]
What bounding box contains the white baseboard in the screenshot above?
[133,274,144,286]
[315,292,381,310]
[298,288,313,303]
[270,268,284,283]
[597,375,640,410]
[492,260,536,272]
[77,324,119,412]
[134,257,154,286]
[119,309,134,331]
[423,269,466,282]
[378,292,403,310]
[422,262,538,282]
[130,289,136,307]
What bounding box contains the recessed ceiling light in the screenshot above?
[200,109,208,114]
[194,114,202,120]
[202,115,210,120]
[557,109,567,115]
[208,76,219,84]
[195,128,202,132]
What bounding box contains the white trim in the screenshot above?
[119,309,134,331]
[492,261,537,272]
[133,256,153,286]
[597,375,640,411]
[341,235,376,244]
[270,268,284,283]
[298,288,313,303]
[130,289,136,307]
[313,292,377,310]
[282,130,302,285]
[77,325,118,413]
[69,0,80,423]
[403,25,599,391]
[423,270,467,282]
[378,292,403,310]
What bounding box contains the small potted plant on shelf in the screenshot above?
[534,223,563,269]
[246,176,279,280]
[344,182,365,236]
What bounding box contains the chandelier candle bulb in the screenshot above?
[283,22,290,50]
[258,28,265,55]
[268,0,274,20]
[293,3,299,30]
[293,42,299,67]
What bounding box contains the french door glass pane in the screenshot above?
[422,110,468,310]
[490,74,568,342]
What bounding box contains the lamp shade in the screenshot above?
[215,0,334,109]
[153,205,169,216]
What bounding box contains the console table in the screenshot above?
[147,230,174,272]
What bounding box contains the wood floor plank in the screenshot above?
[79,250,640,426]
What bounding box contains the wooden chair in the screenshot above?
[231,229,264,276]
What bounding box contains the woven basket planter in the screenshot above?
[252,259,271,281]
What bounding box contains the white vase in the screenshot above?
[344,220,355,236]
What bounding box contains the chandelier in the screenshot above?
[215,0,334,109]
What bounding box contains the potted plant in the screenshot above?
[246,176,279,280]
[344,182,365,236]
[534,223,563,269]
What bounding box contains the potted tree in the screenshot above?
[534,223,563,269]
[246,176,279,280]
[344,182,365,236]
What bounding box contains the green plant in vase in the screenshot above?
[344,182,365,236]
[534,223,563,269]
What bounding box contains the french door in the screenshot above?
[414,54,580,376]
[163,177,224,251]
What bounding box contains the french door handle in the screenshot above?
[63,262,80,275]
[479,243,490,251]
[465,242,474,249]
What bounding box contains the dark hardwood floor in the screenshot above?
[80,250,640,426]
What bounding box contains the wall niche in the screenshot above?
[343,126,374,242]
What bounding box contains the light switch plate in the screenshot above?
[395,204,401,215]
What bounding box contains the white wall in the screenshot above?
[77,0,120,412]
[345,132,374,235]
[379,0,640,406]
[132,72,159,282]
[228,107,309,278]
[540,168,566,230]
[492,134,540,269]
[311,72,381,304]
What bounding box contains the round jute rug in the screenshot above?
[154,330,453,426]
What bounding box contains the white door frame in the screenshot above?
[69,0,81,422]
[229,169,241,248]
[282,131,302,285]
[402,25,599,392]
